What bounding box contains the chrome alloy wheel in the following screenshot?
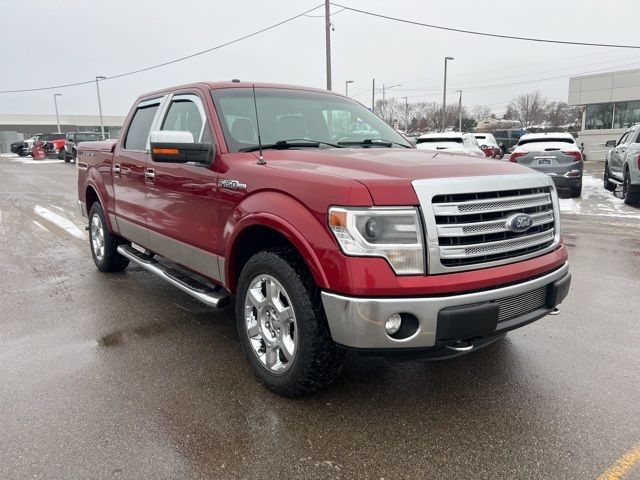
[244,274,297,374]
[90,213,105,262]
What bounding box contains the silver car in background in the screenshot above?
[604,125,640,205]
[509,132,583,197]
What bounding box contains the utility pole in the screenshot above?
[325,0,332,90]
[457,90,463,132]
[402,96,409,133]
[345,80,353,96]
[371,78,375,112]
[442,56,454,132]
[53,94,62,133]
[95,76,106,139]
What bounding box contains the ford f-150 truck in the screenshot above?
[77,81,571,396]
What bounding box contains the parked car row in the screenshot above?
[9,132,102,161]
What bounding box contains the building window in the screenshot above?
[585,103,613,130]
[613,101,640,129]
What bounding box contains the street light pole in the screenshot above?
[53,94,62,133]
[95,76,106,139]
[324,0,332,90]
[457,89,463,132]
[345,80,354,96]
[402,96,409,133]
[442,56,454,132]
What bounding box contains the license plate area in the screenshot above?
[535,156,554,166]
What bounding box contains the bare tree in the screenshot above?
[508,91,548,127]
[471,105,492,121]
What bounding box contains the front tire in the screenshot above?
[88,203,130,272]
[236,249,342,397]
[604,163,616,192]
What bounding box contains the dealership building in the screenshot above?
[568,68,640,160]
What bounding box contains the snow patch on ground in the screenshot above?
[11,158,64,164]
[559,173,640,219]
[1,153,18,158]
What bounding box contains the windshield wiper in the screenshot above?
[337,138,411,148]
[239,139,343,152]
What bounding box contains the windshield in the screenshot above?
[416,137,463,144]
[39,133,65,141]
[74,133,100,142]
[211,87,412,153]
[518,137,574,146]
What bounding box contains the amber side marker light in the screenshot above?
[329,210,347,228]
[152,148,179,155]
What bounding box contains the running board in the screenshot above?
[117,245,230,308]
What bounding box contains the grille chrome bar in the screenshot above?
[440,230,555,259]
[496,286,548,322]
[437,211,554,237]
[432,192,551,216]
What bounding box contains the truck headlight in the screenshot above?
[328,207,425,275]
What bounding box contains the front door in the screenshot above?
[145,92,222,282]
[112,98,164,248]
[611,130,630,177]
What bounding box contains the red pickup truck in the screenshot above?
[77,81,571,396]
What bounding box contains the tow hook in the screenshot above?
[549,307,560,316]
[446,341,474,352]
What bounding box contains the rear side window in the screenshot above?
[161,98,204,141]
[125,103,159,150]
[518,137,574,146]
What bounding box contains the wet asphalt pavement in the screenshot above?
[1,156,639,480]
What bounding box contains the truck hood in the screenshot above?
[262,147,539,205]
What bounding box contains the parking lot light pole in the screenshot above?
[95,76,106,139]
[345,80,354,96]
[442,56,454,132]
[53,94,62,133]
[457,89,462,132]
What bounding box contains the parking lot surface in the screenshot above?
[1,156,639,479]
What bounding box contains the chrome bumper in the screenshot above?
[321,263,570,349]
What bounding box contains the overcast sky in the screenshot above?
[1,0,638,117]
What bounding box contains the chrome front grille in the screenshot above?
[411,174,560,274]
[433,186,555,268]
[496,286,548,322]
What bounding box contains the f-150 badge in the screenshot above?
[218,179,247,190]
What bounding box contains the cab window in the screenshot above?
[124,102,160,150]
[161,97,204,142]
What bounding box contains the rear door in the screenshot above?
[145,92,223,282]
[610,130,630,177]
[112,97,164,247]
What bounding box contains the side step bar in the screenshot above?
[117,245,230,308]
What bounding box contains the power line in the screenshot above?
[330,2,640,49]
[0,4,323,94]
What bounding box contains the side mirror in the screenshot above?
[480,144,488,150]
[150,130,213,164]
[605,139,616,148]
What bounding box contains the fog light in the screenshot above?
[385,314,402,335]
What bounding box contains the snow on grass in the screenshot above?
[559,173,640,219]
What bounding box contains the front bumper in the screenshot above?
[321,262,570,351]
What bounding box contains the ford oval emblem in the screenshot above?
[506,213,534,233]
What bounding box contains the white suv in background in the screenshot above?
[509,132,583,197]
[604,125,640,205]
[416,132,485,156]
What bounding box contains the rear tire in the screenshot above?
[236,249,342,397]
[88,202,129,272]
[623,169,640,206]
[58,148,67,161]
[570,181,582,198]
[604,163,616,192]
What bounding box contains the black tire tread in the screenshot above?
[624,169,640,206]
[604,163,616,192]
[236,248,342,397]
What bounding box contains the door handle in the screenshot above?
[113,164,121,175]
[145,168,155,181]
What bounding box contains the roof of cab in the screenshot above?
[417,132,467,139]
[136,81,342,101]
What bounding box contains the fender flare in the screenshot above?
[224,193,335,292]
[85,169,116,233]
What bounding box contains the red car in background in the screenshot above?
[473,133,504,159]
[30,133,66,158]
